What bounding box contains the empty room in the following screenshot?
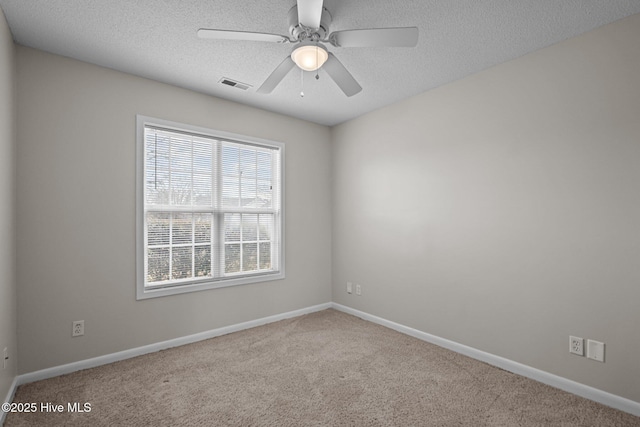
[1,0,639,425]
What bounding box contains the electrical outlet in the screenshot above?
[346,282,352,294]
[355,284,362,296]
[587,339,605,362]
[569,336,584,356]
[72,320,85,337]
[3,347,7,369]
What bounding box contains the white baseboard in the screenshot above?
[1,375,19,425]
[8,301,639,419]
[331,303,640,418]
[16,302,332,387]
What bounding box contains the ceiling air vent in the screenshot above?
[218,77,252,91]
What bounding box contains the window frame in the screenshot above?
[136,115,285,300]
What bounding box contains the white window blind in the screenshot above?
[136,116,284,299]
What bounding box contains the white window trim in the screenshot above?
[136,115,285,300]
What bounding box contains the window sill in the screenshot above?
[136,270,285,300]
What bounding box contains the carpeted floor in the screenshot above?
[5,309,640,426]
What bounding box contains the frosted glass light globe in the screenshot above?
[291,44,328,71]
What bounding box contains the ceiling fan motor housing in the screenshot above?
[288,5,332,41]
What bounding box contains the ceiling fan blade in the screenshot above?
[322,53,362,97]
[297,0,324,29]
[328,27,419,48]
[197,29,289,43]
[257,57,296,94]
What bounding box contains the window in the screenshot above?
[136,116,284,299]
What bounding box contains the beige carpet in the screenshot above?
[5,309,640,426]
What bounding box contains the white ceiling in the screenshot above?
[2,1,640,126]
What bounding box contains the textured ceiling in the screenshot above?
[2,0,640,126]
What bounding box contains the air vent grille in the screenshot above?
[218,77,252,91]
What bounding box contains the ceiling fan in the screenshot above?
[197,0,418,97]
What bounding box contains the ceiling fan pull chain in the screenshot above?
[300,69,304,98]
[316,42,320,80]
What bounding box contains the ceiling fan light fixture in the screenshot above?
[291,43,328,71]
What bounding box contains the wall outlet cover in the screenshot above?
[72,320,85,337]
[569,336,584,356]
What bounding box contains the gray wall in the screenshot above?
[0,6,17,403]
[16,46,332,374]
[332,14,640,403]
